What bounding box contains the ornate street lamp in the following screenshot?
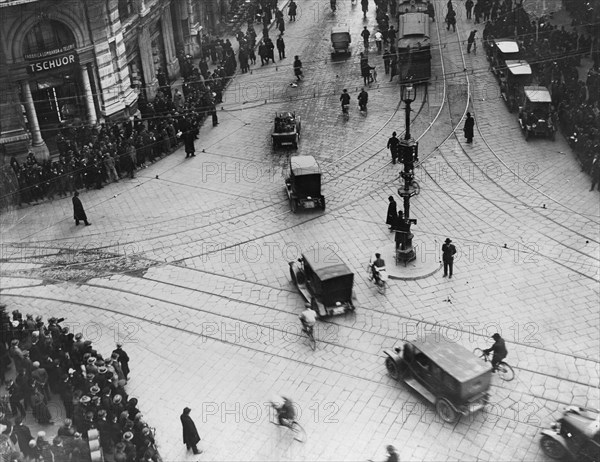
[395,83,419,265]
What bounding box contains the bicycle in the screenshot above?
[367,265,388,294]
[301,322,317,351]
[342,104,350,120]
[473,348,514,381]
[270,402,307,442]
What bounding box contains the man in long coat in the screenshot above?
[180,407,201,455]
[463,112,475,143]
[386,196,398,230]
[72,191,90,226]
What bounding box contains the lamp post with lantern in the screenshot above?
[395,83,419,264]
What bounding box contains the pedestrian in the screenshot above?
[465,0,474,18]
[374,30,383,53]
[361,0,369,17]
[361,26,371,50]
[277,16,285,34]
[467,30,477,53]
[180,407,202,455]
[210,99,219,127]
[258,41,268,65]
[293,55,303,80]
[474,1,482,23]
[387,131,400,164]
[358,87,369,111]
[383,48,391,74]
[386,445,399,462]
[277,35,286,60]
[386,196,398,230]
[288,0,297,21]
[72,191,91,226]
[463,112,475,143]
[427,1,435,20]
[387,26,397,45]
[13,417,35,459]
[111,343,130,380]
[442,238,457,278]
[446,9,456,31]
[183,126,196,158]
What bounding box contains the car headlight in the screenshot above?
[532,124,537,128]
[538,119,545,123]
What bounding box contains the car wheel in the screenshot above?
[540,435,567,460]
[310,297,318,312]
[436,398,458,423]
[291,199,297,213]
[525,130,530,141]
[321,198,326,210]
[385,357,400,379]
[550,131,556,141]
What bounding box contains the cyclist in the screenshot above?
[273,396,296,426]
[369,253,386,282]
[299,304,317,336]
[483,333,507,372]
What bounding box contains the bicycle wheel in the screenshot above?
[473,348,486,361]
[290,421,307,442]
[308,331,316,351]
[497,362,515,381]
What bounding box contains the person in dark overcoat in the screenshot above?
[183,127,196,158]
[72,191,90,226]
[463,112,475,143]
[386,196,398,230]
[112,343,130,380]
[180,407,201,455]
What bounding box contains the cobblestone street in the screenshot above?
[1,0,598,461]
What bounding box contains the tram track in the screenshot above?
[1,285,597,425]
[2,265,598,393]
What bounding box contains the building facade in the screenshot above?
[0,0,197,163]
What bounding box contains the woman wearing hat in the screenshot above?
[442,238,457,278]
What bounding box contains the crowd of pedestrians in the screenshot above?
[8,0,301,209]
[0,304,158,462]
[481,0,600,180]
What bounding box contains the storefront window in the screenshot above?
[23,20,75,56]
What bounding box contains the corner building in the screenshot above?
[0,0,189,162]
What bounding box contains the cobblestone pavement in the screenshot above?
[1,0,598,461]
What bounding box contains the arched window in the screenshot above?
[23,20,75,56]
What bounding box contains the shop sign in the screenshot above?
[27,52,79,74]
[24,44,76,60]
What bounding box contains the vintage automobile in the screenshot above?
[289,251,355,317]
[285,155,325,212]
[384,336,491,423]
[487,38,521,77]
[272,112,301,148]
[540,406,600,461]
[500,60,532,112]
[331,26,351,56]
[518,86,557,140]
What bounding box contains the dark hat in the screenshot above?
[183,407,192,414]
[445,238,452,243]
[492,333,501,340]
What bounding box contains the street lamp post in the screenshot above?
[395,84,418,265]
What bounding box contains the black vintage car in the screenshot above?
[284,155,325,212]
[384,335,491,423]
[289,251,355,317]
[540,406,600,461]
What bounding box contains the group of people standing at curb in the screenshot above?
[0,305,161,462]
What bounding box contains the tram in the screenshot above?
[396,0,432,84]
